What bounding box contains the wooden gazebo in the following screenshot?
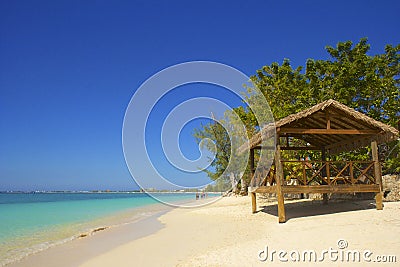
[245,99,399,223]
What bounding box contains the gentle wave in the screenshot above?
[0,193,203,266]
[1,208,158,266]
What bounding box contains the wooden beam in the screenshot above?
[281,146,321,151]
[255,184,380,194]
[282,131,330,147]
[254,145,321,151]
[280,128,379,135]
[284,185,380,193]
[255,185,277,194]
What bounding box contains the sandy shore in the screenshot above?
[78,196,399,266]
[10,196,400,266]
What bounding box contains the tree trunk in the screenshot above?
[229,173,236,193]
[240,175,248,195]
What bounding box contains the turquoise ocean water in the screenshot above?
[0,192,202,266]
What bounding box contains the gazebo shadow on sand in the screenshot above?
[257,199,377,222]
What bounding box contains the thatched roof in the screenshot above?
[240,99,399,154]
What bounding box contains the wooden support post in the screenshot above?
[275,144,286,223]
[371,140,383,210]
[375,192,383,210]
[251,192,257,213]
[249,149,257,213]
[371,141,383,190]
[321,148,326,165]
[321,148,328,205]
[326,161,331,185]
[326,111,331,129]
[349,162,355,185]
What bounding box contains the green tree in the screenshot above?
[194,38,400,189]
[305,38,399,127]
[251,38,399,173]
[251,38,399,126]
[193,119,231,182]
[193,111,251,193]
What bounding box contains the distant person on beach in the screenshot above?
[196,193,199,200]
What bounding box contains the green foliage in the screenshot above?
[204,178,230,192]
[251,38,399,173]
[194,38,400,181]
[193,111,251,192]
[193,119,231,180]
[252,38,400,126]
[382,140,400,174]
[252,58,309,119]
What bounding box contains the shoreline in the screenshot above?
[5,196,218,267]
[81,196,400,266]
[6,196,400,266]
[7,210,167,267]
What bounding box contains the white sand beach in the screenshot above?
[10,196,400,267]
[80,196,399,266]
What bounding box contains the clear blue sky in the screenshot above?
[1,0,399,191]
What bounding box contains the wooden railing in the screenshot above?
[251,160,377,187]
